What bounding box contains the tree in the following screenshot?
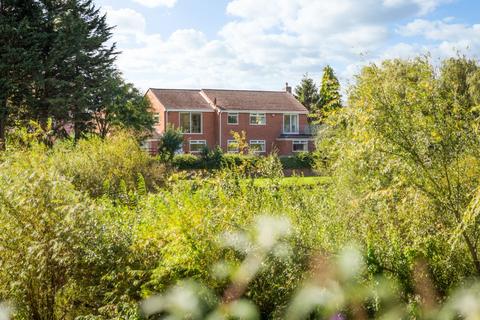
[294,74,319,115]
[0,0,43,149]
[0,0,118,147]
[322,57,480,283]
[93,71,155,138]
[315,65,342,121]
[34,0,117,141]
[158,125,184,162]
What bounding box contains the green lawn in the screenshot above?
[250,176,331,187]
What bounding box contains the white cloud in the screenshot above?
[131,0,177,8]
[219,0,456,66]
[102,6,146,44]
[397,19,480,57]
[104,1,477,92]
[399,19,480,41]
[383,0,453,15]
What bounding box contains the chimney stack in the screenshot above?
[285,82,292,94]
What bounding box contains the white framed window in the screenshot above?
[292,140,308,152]
[189,140,206,153]
[249,113,266,125]
[227,140,239,153]
[227,113,238,125]
[179,112,202,133]
[153,112,161,124]
[283,114,299,133]
[249,140,266,153]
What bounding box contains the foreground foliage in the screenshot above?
[2,57,480,319]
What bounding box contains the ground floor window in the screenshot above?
[227,140,239,153]
[292,140,308,152]
[141,139,158,154]
[249,140,266,153]
[189,140,206,153]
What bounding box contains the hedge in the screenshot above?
[279,152,317,169]
[171,152,316,170]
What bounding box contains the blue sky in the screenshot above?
[95,0,480,91]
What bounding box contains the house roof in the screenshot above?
[147,88,308,113]
[201,89,308,113]
[148,89,213,110]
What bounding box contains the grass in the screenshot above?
[251,176,331,187]
[181,176,331,190]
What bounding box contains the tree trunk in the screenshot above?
[73,111,80,144]
[463,232,480,275]
[0,97,7,151]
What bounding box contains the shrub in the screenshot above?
[158,125,184,162]
[280,152,316,169]
[172,154,203,170]
[52,132,164,197]
[0,146,142,319]
[203,146,224,169]
[254,153,284,178]
[171,151,317,173]
[221,153,260,176]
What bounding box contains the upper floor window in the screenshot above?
[180,112,202,133]
[227,113,238,125]
[283,114,299,133]
[250,113,266,125]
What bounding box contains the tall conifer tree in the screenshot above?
[316,65,342,121]
[0,0,43,149]
[32,0,117,140]
[294,73,319,115]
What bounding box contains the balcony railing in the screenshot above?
[303,124,321,135]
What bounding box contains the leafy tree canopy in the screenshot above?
[93,71,155,138]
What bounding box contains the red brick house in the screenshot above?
[144,85,315,156]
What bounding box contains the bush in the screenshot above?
[158,125,184,162]
[221,153,258,168]
[254,153,284,178]
[172,154,203,170]
[280,152,316,169]
[172,151,317,173]
[0,146,142,319]
[52,132,165,197]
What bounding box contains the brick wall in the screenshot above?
[146,90,166,134]
[166,111,217,153]
[145,101,314,156]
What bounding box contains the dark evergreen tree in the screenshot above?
[0,0,43,149]
[294,73,319,115]
[1,0,118,147]
[32,0,117,141]
[316,65,342,121]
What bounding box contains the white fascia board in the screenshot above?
[223,110,308,114]
[165,109,215,112]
